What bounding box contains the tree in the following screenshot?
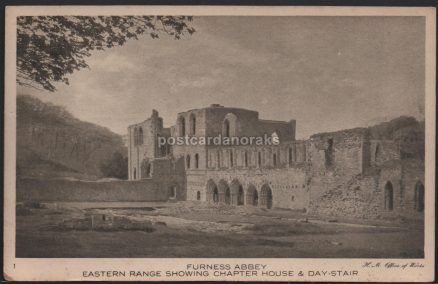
[17,16,195,91]
[100,151,128,180]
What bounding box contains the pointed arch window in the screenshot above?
[189,113,196,135]
[195,153,199,169]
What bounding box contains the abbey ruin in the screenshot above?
[128,104,425,220]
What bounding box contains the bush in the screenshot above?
[99,152,128,179]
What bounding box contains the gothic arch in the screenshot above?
[222,113,238,137]
[206,179,218,203]
[138,127,143,145]
[186,155,191,169]
[177,116,186,136]
[133,127,138,146]
[260,184,273,209]
[169,184,177,199]
[384,181,394,211]
[189,113,196,135]
[141,159,151,178]
[218,179,230,204]
[230,179,244,206]
[246,184,258,206]
[195,153,199,169]
[375,143,381,163]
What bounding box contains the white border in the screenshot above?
[4,6,436,282]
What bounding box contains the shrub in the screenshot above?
[99,152,128,179]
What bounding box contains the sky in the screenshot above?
[19,16,425,139]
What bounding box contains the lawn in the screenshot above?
[16,201,424,258]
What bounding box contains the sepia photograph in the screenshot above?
[3,6,436,282]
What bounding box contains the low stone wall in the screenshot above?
[17,178,170,202]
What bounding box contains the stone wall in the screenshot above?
[308,159,425,220]
[370,140,400,167]
[308,174,382,219]
[308,130,365,177]
[186,167,308,210]
[17,178,170,202]
[18,155,187,202]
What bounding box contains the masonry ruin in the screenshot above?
[128,104,425,220]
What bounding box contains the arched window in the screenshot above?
[186,155,191,169]
[244,151,248,168]
[196,191,201,200]
[273,153,277,167]
[325,138,334,167]
[246,185,258,206]
[133,128,138,146]
[260,184,273,209]
[222,113,238,137]
[195,153,199,169]
[224,119,230,137]
[141,160,151,178]
[178,116,186,136]
[375,143,381,163]
[190,114,196,135]
[138,127,143,145]
[217,152,221,168]
[133,168,137,180]
[230,151,233,167]
[238,185,244,205]
[146,163,151,177]
[169,186,177,199]
[258,152,262,167]
[384,181,394,211]
[288,147,293,165]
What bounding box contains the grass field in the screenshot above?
[16,201,424,258]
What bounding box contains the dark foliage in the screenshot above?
[100,152,128,180]
[17,16,195,91]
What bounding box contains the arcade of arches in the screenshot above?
[204,179,273,209]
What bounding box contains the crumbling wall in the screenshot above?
[308,174,382,219]
[370,140,400,167]
[128,110,166,180]
[308,157,424,220]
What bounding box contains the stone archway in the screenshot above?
[260,184,273,209]
[237,185,244,205]
[384,181,394,211]
[230,179,244,206]
[168,185,177,199]
[206,179,218,204]
[414,181,425,212]
[218,180,230,204]
[141,159,151,178]
[246,185,258,206]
